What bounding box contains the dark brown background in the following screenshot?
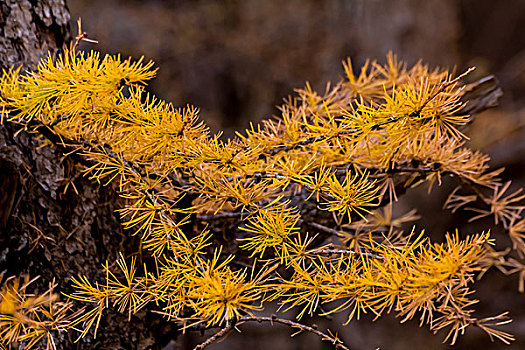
[62,0,525,348]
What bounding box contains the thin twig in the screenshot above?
[194,316,351,350]
[312,248,381,259]
[73,18,98,51]
[197,211,248,221]
[193,321,234,350]
[239,316,350,350]
[307,221,344,236]
[265,128,361,156]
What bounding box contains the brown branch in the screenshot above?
[312,248,381,259]
[305,222,382,258]
[416,67,475,114]
[265,128,362,156]
[194,316,351,350]
[457,75,503,117]
[193,321,235,350]
[306,221,343,236]
[239,316,350,349]
[197,211,248,221]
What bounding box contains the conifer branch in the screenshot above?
[1,47,517,348]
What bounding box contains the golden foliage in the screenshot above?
[1,46,524,348]
[0,276,79,350]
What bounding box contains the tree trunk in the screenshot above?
[0,0,70,71]
[0,1,176,348]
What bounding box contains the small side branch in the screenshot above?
[240,316,350,349]
[197,211,248,221]
[194,321,235,350]
[194,316,351,350]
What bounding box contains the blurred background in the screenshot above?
[66,0,525,349]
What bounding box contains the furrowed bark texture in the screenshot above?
[0,1,177,348]
[0,0,70,70]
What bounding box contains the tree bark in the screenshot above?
[0,0,70,71]
[0,1,176,348]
